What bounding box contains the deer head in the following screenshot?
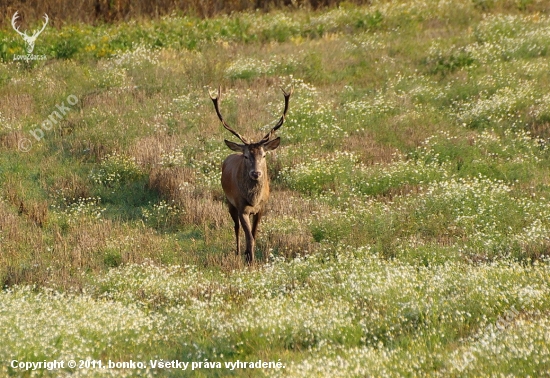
[210,86,291,181]
[12,12,49,54]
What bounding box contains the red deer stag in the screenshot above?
[210,87,292,264]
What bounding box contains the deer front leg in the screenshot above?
[238,213,255,264]
[228,203,240,256]
[252,210,262,240]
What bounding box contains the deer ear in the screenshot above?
[224,140,245,152]
[263,137,280,151]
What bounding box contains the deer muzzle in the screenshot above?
[249,170,263,180]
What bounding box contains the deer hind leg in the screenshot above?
[228,203,240,256]
[238,213,255,264]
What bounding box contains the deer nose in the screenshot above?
[250,171,262,180]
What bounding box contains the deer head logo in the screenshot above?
[11,12,49,54]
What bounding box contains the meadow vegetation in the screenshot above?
[1,0,372,25]
[1,0,550,376]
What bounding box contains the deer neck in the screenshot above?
[239,175,267,207]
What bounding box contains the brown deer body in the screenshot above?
[210,87,291,264]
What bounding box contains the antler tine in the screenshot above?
[260,86,293,143]
[210,86,248,144]
[33,14,49,37]
[11,12,27,37]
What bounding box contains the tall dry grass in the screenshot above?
[1,0,372,26]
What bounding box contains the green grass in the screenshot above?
[1,0,550,376]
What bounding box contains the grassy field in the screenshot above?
[1,0,550,376]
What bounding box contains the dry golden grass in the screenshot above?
[131,134,180,168]
[528,120,550,140]
[148,166,228,227]
[263,190,319,258]
[340,131,398,164]
[0,206,188,288]
[0,130,26,151]
[47,173,91,204]
[0,93,34,120]
[17,199,48,227]
[0,200,44,287]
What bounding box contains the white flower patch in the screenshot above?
[50,196,106,225]
[267,77,346,143]
[189,143,228,189]
[448,314,550,376]
[0,111,20,132]
[344,91,398,120]
[141,200,184,228]
[89,152,144,187]
[112,45,160,69]
[225,57,270,79]
[344,31,387,52]
[158,148,187,167]
[262,215,307,235]
[225,55,299,79]
[278,150,360,195]
[93,262,211,307]
[456,84,535,128]
[0,286,164,376]
[93,62,128,89]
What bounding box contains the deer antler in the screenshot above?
[210,87,249,144]
[11,12,27,38]
[32,14,49,38]
[259,87,293,143]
